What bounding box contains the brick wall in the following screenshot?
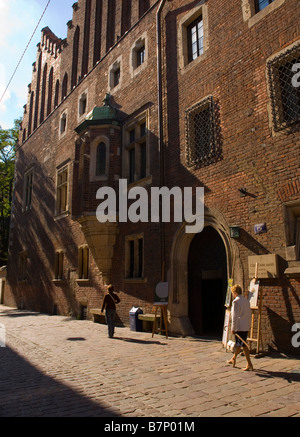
[5,0,300,354]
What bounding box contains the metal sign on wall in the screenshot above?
[248,254,279,278]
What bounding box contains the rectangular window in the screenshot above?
[78,246,89,280]
[124,114,149,184]
[254,0,275,12]
[54,251,64,280]
[113,68,120,87]
[187,16,204,63]
[126,235,144,279]
[23,169,33,212]
[267,42,300,131]
[137,46,145,67]
[185,96,220,168]
[56,166,68,215]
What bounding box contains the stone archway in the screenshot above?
[168,208,242,337]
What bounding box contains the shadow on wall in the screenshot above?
[266,307,300,356]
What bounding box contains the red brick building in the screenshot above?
[4,0,300,355]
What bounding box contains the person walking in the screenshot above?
[227,284,253,371]
[101,285,120,338]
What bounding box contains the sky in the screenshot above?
[0,0,75,129]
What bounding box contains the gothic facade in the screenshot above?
[4,0,300,354]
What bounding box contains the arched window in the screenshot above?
[96,142,107,176]
[81,0,91,77]
[62,73,68,101]
[93,1,102,65]
[28,91,34,136]
[54,80,60,107]
[40,63,47,123]
[139,0,150,18]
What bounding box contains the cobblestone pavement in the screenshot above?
[0,305,299,418]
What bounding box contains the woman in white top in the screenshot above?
[227,284,253,371]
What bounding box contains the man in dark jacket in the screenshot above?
[101,285,120,338]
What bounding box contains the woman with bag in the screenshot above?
[101,285,120,338]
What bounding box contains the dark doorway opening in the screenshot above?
[188,226,227,338]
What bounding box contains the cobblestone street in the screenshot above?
[0,305,299,418]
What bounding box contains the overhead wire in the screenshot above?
[0,0,51,105]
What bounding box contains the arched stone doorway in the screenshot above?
[188,226,227,337]
[168,208,243,337]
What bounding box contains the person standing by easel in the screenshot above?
[226,284,253,371]
[101,285,120,338]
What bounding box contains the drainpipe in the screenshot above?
[156,0,168,281]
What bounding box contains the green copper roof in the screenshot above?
[75,94,119,134]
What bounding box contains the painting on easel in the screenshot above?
[248,278,260,308]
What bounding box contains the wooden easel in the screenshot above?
[247,263,263,354]
[152,305,168,339]
[248,286,263,354]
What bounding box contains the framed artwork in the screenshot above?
[225,278,233,308]
[248,279,260,308]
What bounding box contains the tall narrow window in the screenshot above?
[33,53,42,131]
[106,0,116,51]
[47,67,53,116]
[139,0,150,18]
[82,0,91,77]
[121,0,131,36]
[54,80,60,107]
[124,114,149,184]
[79,92,87,117]
[187,16,204,63]
[28,92,34,136]
[54,251,64,280]
[40,63,47,123]
[96,142,107,176]
[56,166,68,215]
[78,246,89,280]
[72,26,80,88]
[62,73,68,101]
[126,236,144,279]
[60,112,67,136]
[93,0,102,65]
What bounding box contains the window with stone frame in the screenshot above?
[267,42,300,131]
[187,15,204,63]
[125,235,144,279]
[54,250,64,280]
[56,165,68,215]
[124,114,149,184]
[185,96,221,168]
